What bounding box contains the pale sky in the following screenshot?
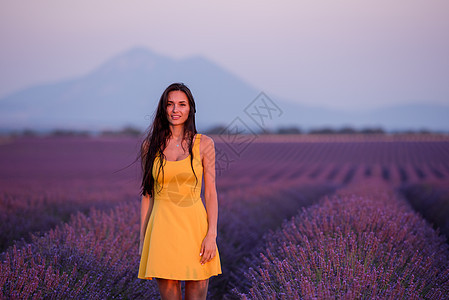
[1,0,448,111]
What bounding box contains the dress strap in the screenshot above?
[194,134,201,158]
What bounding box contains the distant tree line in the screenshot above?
[0,124,444,137]
[205,125,439,135]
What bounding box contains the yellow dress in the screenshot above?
[138,133,222,280]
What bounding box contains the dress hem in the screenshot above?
[138,272,222,281]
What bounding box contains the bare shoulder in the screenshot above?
[200,133,214,146]
[199,134,215,158]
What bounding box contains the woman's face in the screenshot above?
[166,90,190,126]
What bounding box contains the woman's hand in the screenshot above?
[199,233,217,265]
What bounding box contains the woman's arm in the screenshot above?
[139,193,154,255]
[199,135,219,265]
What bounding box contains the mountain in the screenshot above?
[1,47,448,133]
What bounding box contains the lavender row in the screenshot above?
[217,138,449,187]
[3,179,447,298]
[235,180,449,299]
[228,139,449,165]
[1,183,336,299]
[400,182,449,241]
[2,136,448,253]
[209,182,337,298]
[0,179,138,252]
[0,136,141,252]
[1,202,160,299]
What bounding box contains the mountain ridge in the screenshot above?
[1,47,448,133]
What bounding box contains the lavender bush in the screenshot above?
[0,135,140,251]
[1,135,449,299]
[1,202,160,299]
[0,244,88,299]
[210,183,337,298]
[0,180,137,252]
[1,182,336,299]
[236,180,449,299]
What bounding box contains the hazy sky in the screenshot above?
[1,0,448,111]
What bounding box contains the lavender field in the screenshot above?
[1,134,449,299]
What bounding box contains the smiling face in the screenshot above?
[166,90,190,126]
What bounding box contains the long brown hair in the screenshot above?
[140,83,198,197]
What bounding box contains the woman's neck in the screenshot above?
[169,124,185,140]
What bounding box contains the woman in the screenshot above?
[138,83,221,299]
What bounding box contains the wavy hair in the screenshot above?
[140,83,198,197]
